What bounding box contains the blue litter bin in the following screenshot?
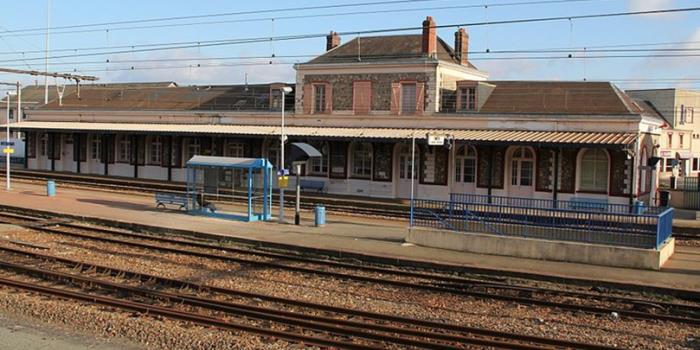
[314,205,326,227]
[632,200,644,214]
[46,180,56,197]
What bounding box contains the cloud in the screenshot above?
[628,0,675,12]
[102,49,297,85]
[628,0,679,18]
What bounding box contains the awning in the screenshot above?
[8,121,638,146]
[186,155,272,169]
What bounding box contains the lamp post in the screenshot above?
[279,86,293,223]
[5,91,15,191]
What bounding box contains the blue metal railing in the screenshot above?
[449,193,666,215]
[413,196,674,250]
[655,208,674,249]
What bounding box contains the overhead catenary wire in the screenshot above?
[0,0,604,36]
[0,6,697,65]
[0,0,613,38]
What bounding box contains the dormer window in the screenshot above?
[459,87,476,111]
[314,84,327,114]
[455,81,477,112]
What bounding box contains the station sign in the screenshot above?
[278,175,289,188]
[427,133,447,146]
[0,141,14,146]
[277,168,289,176]
[3,147,14,154]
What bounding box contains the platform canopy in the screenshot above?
[186,155,272,169]
[8,121,638,146]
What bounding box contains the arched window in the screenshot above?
[639,147,648,193]
[511,147,534,186]
[455,145,476,183]
[351,142,373,178]
[579,149,609,192]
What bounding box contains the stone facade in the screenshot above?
[303,73,431,111]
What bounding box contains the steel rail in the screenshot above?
[0,275,387,350]
[4,215,698,326]
[0,258,571,350]
[0,244,617,349]
[55,220,700,317]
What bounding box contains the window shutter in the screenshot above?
[455,88,463,111]
[161,136,170,167]
[302,83,312,114]
[107,135,116,164]
[80,135,87,162]
[73,133,79,162]
[324,83,333,113]
[26,132,36,158]
[137,136,145,165]
[390,83,400,115]
[415,82,425,116]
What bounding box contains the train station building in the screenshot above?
[10,16,666,205]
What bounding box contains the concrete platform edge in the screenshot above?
[0,203,698,299]
[406,227,675,270]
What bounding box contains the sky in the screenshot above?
[0,0,697,91]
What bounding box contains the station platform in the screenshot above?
[0,180,698,292]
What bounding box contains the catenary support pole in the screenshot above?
[295,163,301,225]
[5,92,10,190]
[410,134,416,227]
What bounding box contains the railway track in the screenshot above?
[0,243,615,349]
[1,210,698,327]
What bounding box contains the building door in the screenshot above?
[395,144,418,198]
[508,146,535,198]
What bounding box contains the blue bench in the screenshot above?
[155,192,188,210]
[300,179,326,193]
[568,197,608,212]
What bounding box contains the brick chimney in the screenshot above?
[454,28,469,65]
[421,16,437,57]
[326,31,340,51]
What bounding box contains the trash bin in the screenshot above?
[46,180,56,197]
[658,190,670,207]
[314,205,326,227]
[632,200,644,214]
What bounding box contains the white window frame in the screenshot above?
[117,136,131,163]
[510,147,534,187]
[350,142,372,179]
[186,138,201,160]
[90,135,101,160]
[313,84,326,114]
[149,136,162,164]
[579,149,609,192]
[308,142,329,176]
[226,142,245,158]
[455,145,476,183]
[400,83,417,115]
[39,134,48,157]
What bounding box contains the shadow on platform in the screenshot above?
[77,198,154,211]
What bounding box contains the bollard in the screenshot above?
[314,205,326,227]
[46,180,56,197]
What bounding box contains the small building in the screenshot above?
[626,88,700,179]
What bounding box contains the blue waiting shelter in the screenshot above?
[185,155,273,222]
